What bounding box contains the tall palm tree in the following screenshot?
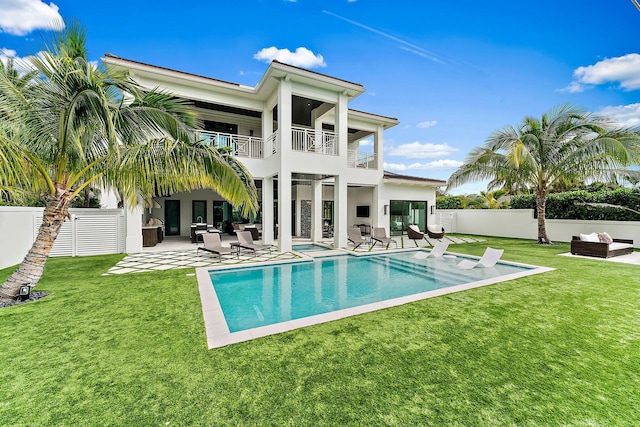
[447,104,640,243]
[0,24,258,301]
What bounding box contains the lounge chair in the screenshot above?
[371,227,398,249]
[233,230,273,255]
[347,227,369,250]
[457,247,503,269]
[412,241,450,259]
[426,224,445,239]
[407,224,426,246]
[197,233,234,260]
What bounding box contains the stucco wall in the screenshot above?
[439,209,640,248]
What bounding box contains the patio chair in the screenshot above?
[407,224,426,247]
[426,224,445,239]
[233,230,273,255]
[457,247,503,269]
[412,241,450,259]
[371,227,398,249]
[347,227,369,250]
[197,233,234,261]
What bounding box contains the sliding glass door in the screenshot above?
[389,200,426,236]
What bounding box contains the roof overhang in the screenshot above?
[383,171,447,187]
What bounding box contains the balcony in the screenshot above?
[291,126,337,155]
[348,150,377,169]
[197,131,263,159]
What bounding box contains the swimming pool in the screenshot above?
[199,250,552,347]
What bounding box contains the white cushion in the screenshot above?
[408,224,420,233]
[609,242,633,250]
[427,224,442,233]
[580,232,600,243]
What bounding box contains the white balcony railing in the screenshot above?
[265,130,278,157]
[291,126,337,155]
[347,150,377,169]
[197,131,263,159]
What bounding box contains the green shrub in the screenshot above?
[510,188,640,220]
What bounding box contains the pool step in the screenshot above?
[364,256,469,287]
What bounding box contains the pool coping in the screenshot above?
[197,248,554,349]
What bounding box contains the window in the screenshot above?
[192,200,207,223]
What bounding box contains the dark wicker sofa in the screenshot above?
[570,236,634,258]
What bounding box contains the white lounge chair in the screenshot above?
[457,247,503,269]
[412,241,450,259]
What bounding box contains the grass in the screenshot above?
[0,236,638,426]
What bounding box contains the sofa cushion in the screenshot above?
[609,242,633,251]
[597,232,613,244]
[580,232,600,243]
[427,224,442,233]
[408,224,421,233]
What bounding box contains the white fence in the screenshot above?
[0,207,126,270]
[437,209,640,248]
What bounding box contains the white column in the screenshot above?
[332,92,349,248]
[262,176,274,244]
[125,203,143,253]
[277,77,293,252]
[372,184,380,229]
[374,124,384,170]
[312,180,323,242]
[333,175,348,247]
[262,107,273,157]
[278,172,292,251]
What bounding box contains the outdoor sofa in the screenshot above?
[570,233,634,258]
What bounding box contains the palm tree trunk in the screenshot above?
[536,190,552,244]
[0,192,72,302]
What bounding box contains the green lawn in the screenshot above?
[1,237,638,426]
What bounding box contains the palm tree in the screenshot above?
[447,104,640,244]
[0,24,258,301]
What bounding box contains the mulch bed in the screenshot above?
[0,291,50,309]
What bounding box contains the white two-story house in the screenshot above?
[104,55,446,252]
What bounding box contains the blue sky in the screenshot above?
[1,0,639,194]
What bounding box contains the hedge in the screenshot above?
[509,188,640,221]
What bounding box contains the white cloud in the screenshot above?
[563,53,640,92]
[386,141,458,159]
[0,47,38,74]
[0,0,64,36]
[359,138,373,146]
[416,120,437,129]
[384,159,463,171]
[254,46,326,69]
[596,103,640,128]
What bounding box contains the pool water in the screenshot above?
[209,251,530,333]
[292,244,332,252]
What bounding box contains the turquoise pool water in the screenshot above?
[209,252,531,333]
[292,244,332,252]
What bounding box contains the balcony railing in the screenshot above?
[265,130,278,157]
[291,126,337,155]
[347,150,377,169]
[197,131,263,159]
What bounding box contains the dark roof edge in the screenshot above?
[383,171,447,185]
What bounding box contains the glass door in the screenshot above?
[389,200,426,236]
[164,200,180,236]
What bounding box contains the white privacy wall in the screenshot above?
[0,207,126,270]
[438,209,640,248]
